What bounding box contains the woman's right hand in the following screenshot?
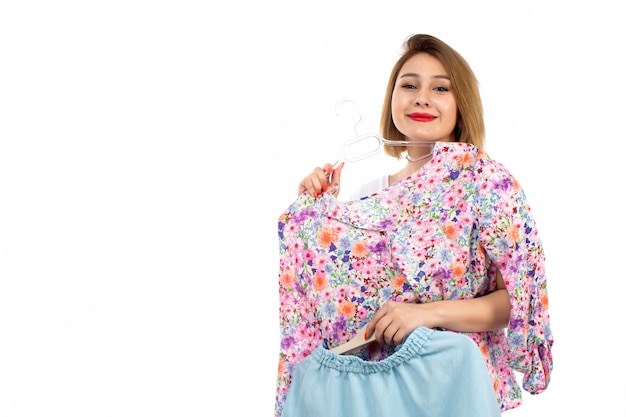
[297,162,344,198]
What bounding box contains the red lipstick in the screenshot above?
[408,113,436,122]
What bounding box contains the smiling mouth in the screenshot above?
[408,113,436,122]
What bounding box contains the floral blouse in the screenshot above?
[275,142,553,416]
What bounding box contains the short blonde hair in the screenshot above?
[381,34,485,158]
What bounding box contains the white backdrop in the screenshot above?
[1,0,624,416]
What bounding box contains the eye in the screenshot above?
[433,86,449,92]
[401,83,418,90]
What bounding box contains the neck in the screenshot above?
[405,153,432,163]
[388,150,434,186]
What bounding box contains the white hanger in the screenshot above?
[332,99,435,170]
[329,326,377,355]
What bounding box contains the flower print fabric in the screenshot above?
[274,142,553,416]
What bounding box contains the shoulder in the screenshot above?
[438,143,523,203]
[440,142,517,185]
[469,148,530,217]
[472,148,521,190]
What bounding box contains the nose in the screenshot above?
[414,89,430,107]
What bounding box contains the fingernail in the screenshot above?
[322,183,328,192]
[364,332,368,340]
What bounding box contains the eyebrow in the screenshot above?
[399,72,450,80]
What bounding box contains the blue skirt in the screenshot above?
[282,327,501,417]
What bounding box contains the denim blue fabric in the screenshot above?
[282,327,501,417]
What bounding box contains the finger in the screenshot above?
[374,316,393,346]
[330,161,344,185]
[298,176,316,196]
[383,324,401,346]
[392,329,406,346]
[298,167,331,197]
[306,174,325,197]
[326,163,344,196]
[314,167,332,194]
[322,163,334,179]
[364,316,379,341]
[297,181,306,196]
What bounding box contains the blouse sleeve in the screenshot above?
[475,153,554,394]
[274,195,323,417]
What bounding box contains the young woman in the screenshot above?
[277,34,553,416]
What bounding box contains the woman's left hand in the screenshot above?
[365,301,433,346]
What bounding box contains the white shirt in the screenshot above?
[349,175,389,200]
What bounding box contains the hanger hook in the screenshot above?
[334,99,364,137]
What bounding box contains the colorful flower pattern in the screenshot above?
[275,142,553,416]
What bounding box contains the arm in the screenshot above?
[275,204,325,416]
[476,155,553,394]
[365,269,510,345]
[424,270,510,332]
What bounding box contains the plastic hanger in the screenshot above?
[331,99,436,170]
[329,326,377,355]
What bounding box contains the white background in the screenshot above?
[1,0,624,415]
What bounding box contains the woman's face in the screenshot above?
[391,53,458,143]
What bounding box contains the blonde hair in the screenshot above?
[380,34,485,158]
